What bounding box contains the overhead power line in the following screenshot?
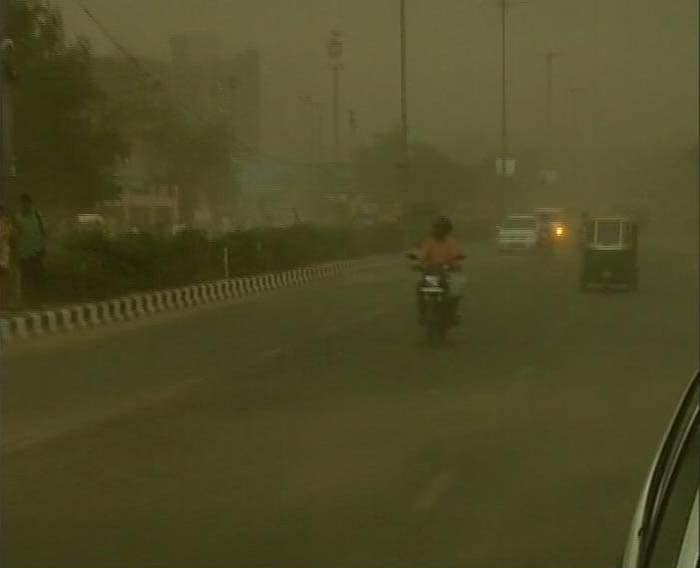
[69,0,295,164]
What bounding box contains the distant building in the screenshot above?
[92,41,262,232]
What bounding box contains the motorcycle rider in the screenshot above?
[415,216,465,324]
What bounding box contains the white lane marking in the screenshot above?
[412,469,455,512]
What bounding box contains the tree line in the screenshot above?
[4,0,235,220]
[4,0,493,227]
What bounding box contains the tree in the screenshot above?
[351,129,475,209]
[95,56,238,223]
[6,0,126,214]
[139,104,237,221]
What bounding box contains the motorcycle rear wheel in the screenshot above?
[425,310,448,346]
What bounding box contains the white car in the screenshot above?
[496,215,539,251]
[621,372,698,568]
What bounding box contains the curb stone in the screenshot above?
[0,257,377,345]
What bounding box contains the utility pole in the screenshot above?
[332,66,340,159]
[590,0,601,190]
[299,95,314,191]
[400,0,408,168]
[537,50,563,190]
[327,28,344,164]
[300,96,324,194]
[540,50,562,166]
[399,0,410,242]
[568,87,586,196]
[1,0,17,191]
[348,109,358,153]
[312,101,323,167]
[500,0,508,166]
[495,0,526,214]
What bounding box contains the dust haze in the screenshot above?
[2,2,698,567]
[52,0,698,236]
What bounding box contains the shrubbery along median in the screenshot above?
[43,223,402,306]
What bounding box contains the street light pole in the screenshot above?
[299,95,314,190]
[1,0,17,189]
[348,109,358,153]
[500,0,508,165]
[540,50,563,168]
[399,0,410,243]
[312,101,323,166]
[332,66,340,160]
[400,0,408,167]
[495,0,526,213]
[568,86,586,195]
[327,28,343,164]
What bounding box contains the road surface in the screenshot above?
[2,240,697,568]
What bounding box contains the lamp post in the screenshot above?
[1,0,17,187]
[539,50,563,185]
[400,0,408,171]
[541,50,562,167]
[326,28,344,164]
[348,109,358,152]
[399,0,410,244]
[568,86,587,195]
[300,95,324,193]
[495,0,527,214]
[299,95,314,191]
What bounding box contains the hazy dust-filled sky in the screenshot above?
[56,0,698,163]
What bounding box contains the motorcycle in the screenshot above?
[407,252,464,345]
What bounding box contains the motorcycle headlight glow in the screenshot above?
[555,226,564,237]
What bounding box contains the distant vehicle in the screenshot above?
[620,372,698,568]
[580,216,639,292]
[496,215,539,252]
[76,213,106,232]
[534,207,569,248]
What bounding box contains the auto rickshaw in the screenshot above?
[580,217,639,292]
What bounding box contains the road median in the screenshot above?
[0,257,379,345]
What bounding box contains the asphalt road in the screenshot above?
[1,239,697,568]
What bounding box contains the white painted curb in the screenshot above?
[0,257,376,344]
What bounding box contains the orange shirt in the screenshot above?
[418,236,463,268]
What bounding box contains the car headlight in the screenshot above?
[555,226,564,237]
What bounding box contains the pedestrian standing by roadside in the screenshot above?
[15,193,47,307]
[0,204,18,310]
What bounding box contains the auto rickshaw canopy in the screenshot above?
[584,217,638,250]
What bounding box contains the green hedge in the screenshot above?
[43,223,402,305]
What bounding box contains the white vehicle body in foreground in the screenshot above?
[497,215,539,251]
[621,372,698,568]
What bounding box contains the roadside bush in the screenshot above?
[41,222,401,305]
